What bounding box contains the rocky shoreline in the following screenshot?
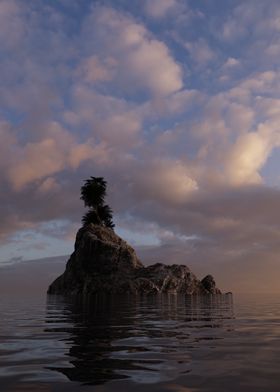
[48,224,221,296]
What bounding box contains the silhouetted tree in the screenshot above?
[97,205,114,229]
[80,177,115,229]
[80,177,107,208]
[81,209,102,226]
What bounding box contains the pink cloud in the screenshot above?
[83,6,183,96]
[144,0,179,19]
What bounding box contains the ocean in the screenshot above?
[1,290,280,391]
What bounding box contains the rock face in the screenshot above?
[48,224,221,296]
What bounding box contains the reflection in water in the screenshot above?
[45,294,234,386]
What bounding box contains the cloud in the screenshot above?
[185,39,215,64]
[7,130,112,190]
[37,177,60,194]
[131,159,198,204]
[1,0,280,293]
[223,57,240,68]
[144,0,179,19]
[221,19,246,42]
[0,121,17,172]
[224,131,273,186]
[68,143,109,170]
[82,6,183,97]
[219,0,280,69]
[225,103,254,133]
[9,138,66,190]
[0,0,25,50]
[220,2,260,42]
[76,55,115,83]
[69,86,144,148]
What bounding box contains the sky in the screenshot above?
[1,0,280,293]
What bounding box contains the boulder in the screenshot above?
[201,274,221,294]
[47,224,221,296]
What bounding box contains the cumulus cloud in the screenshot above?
[1,0,280,293]
[9,138,67,190]
[224,131,273,186]
[76,55,115,83]
[131,159,198,204]
[225,103,254,133]
[82,6,183,97]
[69,86,143,148]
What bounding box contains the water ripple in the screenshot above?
[1,293,280,391]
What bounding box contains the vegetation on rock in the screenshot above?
[48,177,222,296]
[80,177,114,229]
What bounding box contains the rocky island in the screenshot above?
[48,177,221,296]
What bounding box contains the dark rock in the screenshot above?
[48,224,221,296]
[201,274,221,294]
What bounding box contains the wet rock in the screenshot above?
[48,224,221,296]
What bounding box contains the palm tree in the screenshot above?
[80,177,107,208]
[80,177,115,229]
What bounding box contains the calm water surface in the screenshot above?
[1,292,280,392]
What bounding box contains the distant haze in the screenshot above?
[0,257,65,297]
[1,250,279,295]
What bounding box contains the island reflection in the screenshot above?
[45,294,234,386]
